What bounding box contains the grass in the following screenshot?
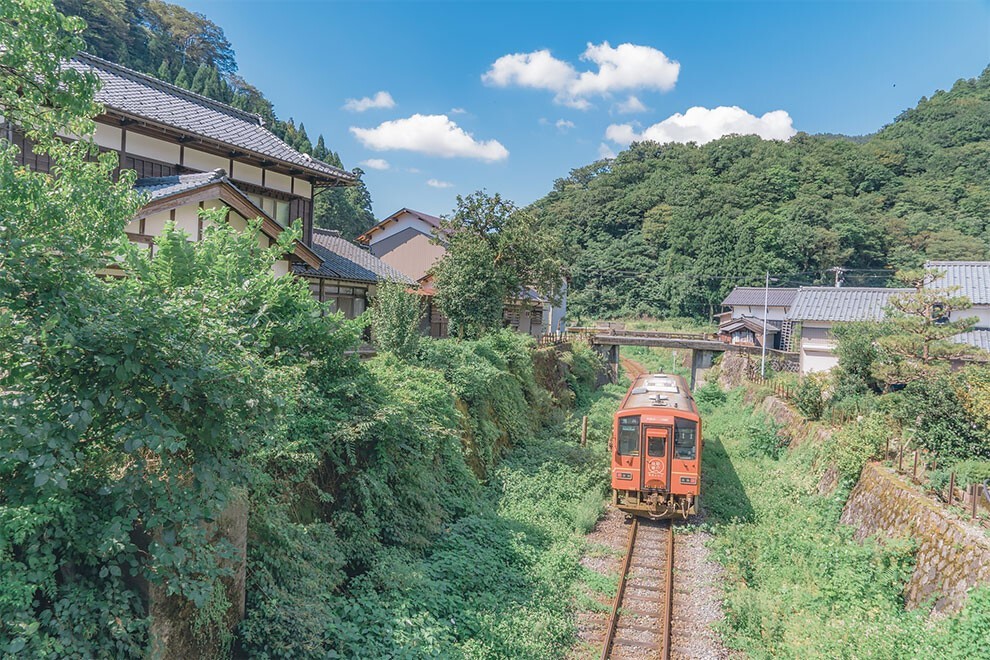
[698,383,990,658]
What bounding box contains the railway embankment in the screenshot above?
[841,463,990,615]
[756,387,990,616]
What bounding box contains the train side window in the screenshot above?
[674,419,697,460]
[647,434,665,457]
[617,416,640,455]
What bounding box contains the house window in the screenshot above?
[276,201,290,227]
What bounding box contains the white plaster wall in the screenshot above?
[94,122,122,150]
[730,305,789,321]
[184,147,228,173]
[231,161,263,186]
[127,132,180,163]
[952,305,990,329]
[265,171,292,194]
[174,205,200,237]
[801,347,839,374]
[144,210,170,237]
[272,260,290,278]
[293,178,312,199]
[368,212,436,245]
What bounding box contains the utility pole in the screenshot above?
[761,271,770,379]
[828,266,845,288]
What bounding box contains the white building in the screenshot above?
[787,287,912,374]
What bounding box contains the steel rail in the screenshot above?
[661,525,675,660]
[600,518,638,660]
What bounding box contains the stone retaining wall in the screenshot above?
[841,463,990,615]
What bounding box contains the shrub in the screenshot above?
[743,418,788,459]
[694,382,727,410]
[794,373,829,420]
[948,460,990,488]
[889,377,988,461]
[368,279,424,360]
[821,413,891,480]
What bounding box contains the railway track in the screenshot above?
[619,357,647,380]
[600,518,674,660]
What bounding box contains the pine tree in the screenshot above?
[190,63,210,94]
[202,66,222,101]
[313,135,329,160]
[173,66,190,89]
[872,268,980,384]
[295,122,312,154]
[156,59,172,83]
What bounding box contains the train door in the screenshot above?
[613,415,642,491]
[641,425,672,491]
[670,418,700,495]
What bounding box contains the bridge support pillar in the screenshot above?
[608,344,620,383]
[690,349,716,390]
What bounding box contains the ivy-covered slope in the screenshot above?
[530,67,990,320]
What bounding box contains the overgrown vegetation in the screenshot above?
[0,5,615,655]
[701,387,990,658]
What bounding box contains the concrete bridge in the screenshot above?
[567,327,766,389]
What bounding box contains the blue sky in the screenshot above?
[174,1,990,220]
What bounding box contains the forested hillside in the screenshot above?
[532,68,990,320]
[54,0,376,238]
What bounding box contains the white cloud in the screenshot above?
[614,95,647,114]
[343,91,396,112]
[359,158,390,170]
[606,106,796,146]
[350,114,509,162]
[482,42,679,109]
[555,119,575,132]
[427,178,454,189]
[407,167,421,174]
[598,142,616,159]
[449,107,467,114]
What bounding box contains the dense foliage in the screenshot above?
[432,191,567,339]
[53,0,377,239]
[1,4,611,655]
[702,389,990,658]
[530,67,990,319]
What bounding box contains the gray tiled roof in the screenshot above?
[952,330,990,352]
[926,261,990,305]
[134,169,226,200]
[295,229,415,284]
[720,316,781,333]
[787,287,913,322]
[69,52,355,184]
[722,287,798,308]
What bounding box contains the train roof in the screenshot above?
[619,373,698,416]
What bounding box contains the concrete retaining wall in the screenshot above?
[841,463,990,615]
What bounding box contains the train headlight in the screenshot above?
[616,472,633,481]
[680,477,697,484]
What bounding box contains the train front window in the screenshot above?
[617,416,640,455]
[647,433,665,457]
[674,419,697,460]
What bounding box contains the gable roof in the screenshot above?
[926,261,990,305]
[356,207,442,244]
[69,52,355,185]
[132,168,321,268]
[722,287,798,308]
[294,228,415,284]
[720,316,780,334]
[787,287,912,322]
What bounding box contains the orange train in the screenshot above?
[610,373,701,519]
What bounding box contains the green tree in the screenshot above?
[369,279,425,360]
[872,268,979,384]
[432,191,567,338]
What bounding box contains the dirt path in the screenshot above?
[572,357,731,660]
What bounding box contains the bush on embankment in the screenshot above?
[703,386,990,658]
[238,334,611,658]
